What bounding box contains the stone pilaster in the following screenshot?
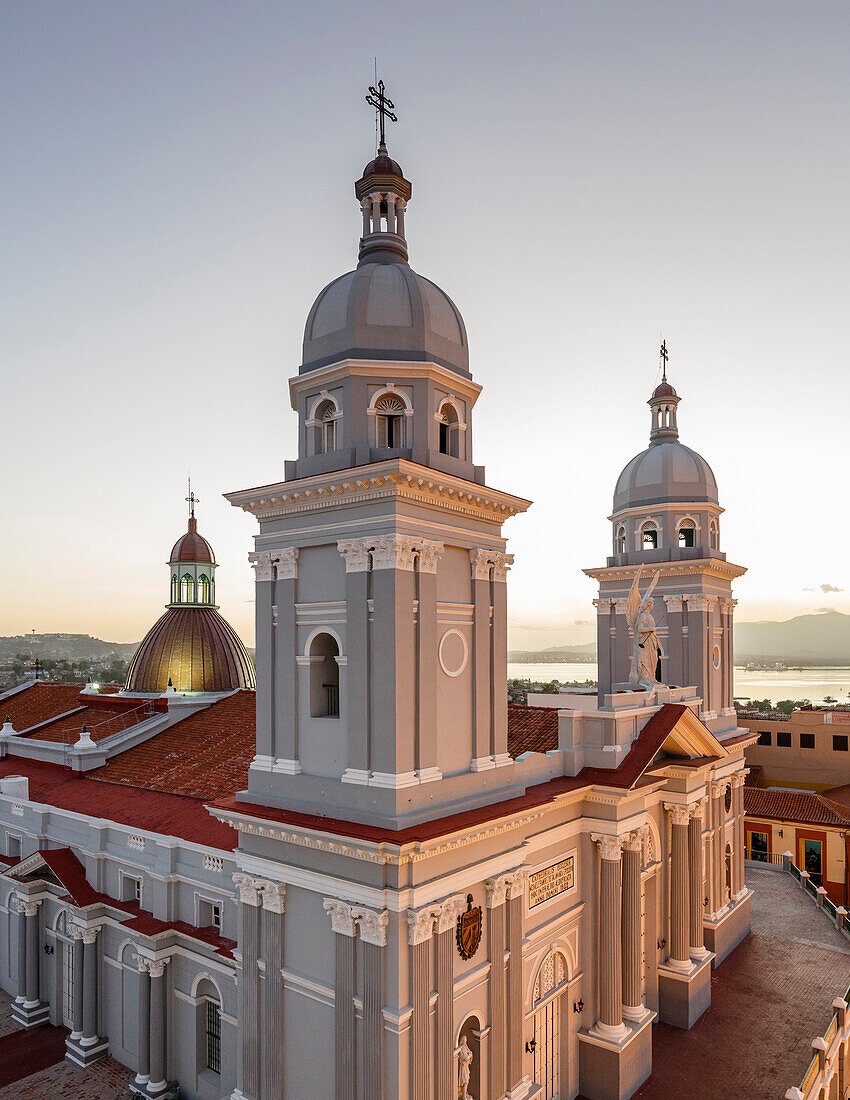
[710,780,726,915]
[664,804,691,971]
[324,900,357,1100]
[688,802,709,959]
[415,540,444,781]
[273,548,299,769]
[470,549,493,766]
[407,905,440,1100]
[133,956,151,1086]
[261,883,285,1100]
[490,553,513,764]
[24,900,40,1009]
[591,834,627,1037]
[731,773,747,898]
[486,877,509,1096]
[434,896,465,1100]
[355,907,388,1099]
[249,551,276,764]
[338,538,372,782]
[234,874,264,1100]
[621,832,644,1018]
[504,871,528,1091]
[13,898,26,1005]
[70,927,84,1041]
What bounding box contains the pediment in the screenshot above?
[655,706,726,761]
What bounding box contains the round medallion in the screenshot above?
[438,629,468,678]
[712,645,721,670]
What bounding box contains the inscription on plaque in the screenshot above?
[528,856,575,908]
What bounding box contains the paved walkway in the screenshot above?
[633,866,850,1100]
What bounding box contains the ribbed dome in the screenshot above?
[170,518,214,564]
[302,262,469,376]
[614,441,718,512]
[125,608,255,694]
[362,152,403,177]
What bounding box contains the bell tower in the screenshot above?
[227,89,530,826]
[585,346,746,736]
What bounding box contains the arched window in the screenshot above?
[678,518,696,548]
[709,521,719,550]
[641,522,658,550]
[194,978,222,1076]
[314,398,338,454]
[309,633,340,718]
[197,574,211,603]
[375,393,406,449]
[438,402,461,458]
[171,574,179,603]
[615,526,627,555]
[180,574,195,603]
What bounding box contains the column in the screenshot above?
[731,773,746,898]
[592,834,626,1035]
[396,198,406,238]
[147,958,169,1096]
[81,928,100,1047]
[70,927,85,1041]
[408,906,439,1100]
[664,805,691,971]
[486,879,508,1097]
[688,803,709,959]
[621,832,644,1018]
[470,550,493,767]
[361,197,371,237]
[14,899,26,1003]
[234,875,263,1100]
[415,541,444,781]
[24,900,41,1008]
[504,872,528,1091]
[353,908,388,1098]
[262,883,286,1099]
[663,596,684,690]
[710,780,726,915]
[324,900,357,1100]
[369,535,417,781]
[249,552,275,765]
[386,191,397,234]
[133,956,151,1085]
[338,538,372,782]
[434,898,463,1100]
[370,191,382,233]
[490,554,513,764]
[273,549,299,769]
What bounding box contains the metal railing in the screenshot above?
[62,699,158,745]
[744,848,785,865]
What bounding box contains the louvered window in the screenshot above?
[206,1000,221,1073]
[375,394,406,448]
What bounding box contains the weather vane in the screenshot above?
[366,79,397,148]
[659,338,669,382]
[186,477,199,519]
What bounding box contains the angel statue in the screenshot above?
[626,567,664,690]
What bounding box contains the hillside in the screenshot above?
[0,634,138,662]
[735,610,850,662]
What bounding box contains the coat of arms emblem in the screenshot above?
[456,894,482,960]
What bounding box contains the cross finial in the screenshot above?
[366,79,397,149]
[185,478,199,520]
[659,338,669,382]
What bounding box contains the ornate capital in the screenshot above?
[20,899,40,918]
[435,895,466,934]
[688,799,705,821]
[233,873,265,907]
[81,927,99,945]
[505,868,529,900]
[351,906,389,947]
[685,595,715,613]
[371,534,417,572]
[490,552,514,582]
[368,191,383,204]
[730,772,746,789]
[416,540,445,574]
[248,550,275,582]
[275,547,299,581]
[69,923,85,942]
[591,833,624,862]
[469,548,492,581]
[613,598,629,615]
[710,779,728,799]
[337,537,372,573]
[148,958,169,979]
[323,898,356,937]
[621,830,644,853]
[663,595,684,613]
[663,803,691,827]
[407,904,441,945]
[486,877,509,909]
[132,953,150,973]
[262,881,286,914]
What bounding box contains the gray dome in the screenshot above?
[301,262,469,376]
[613,441,718,512]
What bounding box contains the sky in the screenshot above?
[2,1,850,651]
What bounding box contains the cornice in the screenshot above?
[226,461,531,526]
[607,501,725,521]
[287,358,484,408]
[583,559,747,583]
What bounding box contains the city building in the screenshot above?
[0,110,754,1100]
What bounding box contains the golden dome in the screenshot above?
[125,607,255,694]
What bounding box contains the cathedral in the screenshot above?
[0,94,754,1100]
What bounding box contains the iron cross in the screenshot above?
[659,339,669,382]
[186,479,199,519]
[366,79,397,147]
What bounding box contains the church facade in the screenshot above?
[0,108,755,1100]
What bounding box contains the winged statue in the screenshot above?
[626,567,664,689]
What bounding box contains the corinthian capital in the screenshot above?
[148,958,169,979]
[490,553,514,582]
[664,803,691,827]
[370,534,418,572]
[591,833,624,862]
[20,899,41,918]
[248,551,275,582]
[233,873,265,907]
[81,927,99,945]
[275,547,299,580]
[621,831,643,853]
[337,537,372,573]
[351,906,389,947]
[469,548,492,581]
[435,895,466,934]
[710,779,728,799]
[262,881,286,914]
[323,898,356,937]
[416,540,445,574]
[407,904,441,945]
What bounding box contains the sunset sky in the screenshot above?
[3,1,850,650]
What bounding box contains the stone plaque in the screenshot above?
[528,856,575,908]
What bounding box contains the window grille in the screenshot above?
[206,1000,221,1073]
[325,683,340,717]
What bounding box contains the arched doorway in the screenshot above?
[725,843,733,904]
[54,911,75,1029]
[457,1015,481,1100]
[532,951,568,1099]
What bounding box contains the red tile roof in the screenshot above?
[0,682,166,744]
[744,786,850,828]
[94,690,255,798]
[508,704,559,755]
[0,757,238,850]
[823,783,850,813]
[1,682,85,731]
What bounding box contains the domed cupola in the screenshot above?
[300,81,469,378]
[125,490,255,694]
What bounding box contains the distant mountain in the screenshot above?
[735,610,850,663]
[508,643,597,662]
[0,634,138,662]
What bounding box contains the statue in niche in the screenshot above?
[457,1033,474,1099]
[626,567,664,690]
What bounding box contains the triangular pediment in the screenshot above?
[656,706,727,761]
